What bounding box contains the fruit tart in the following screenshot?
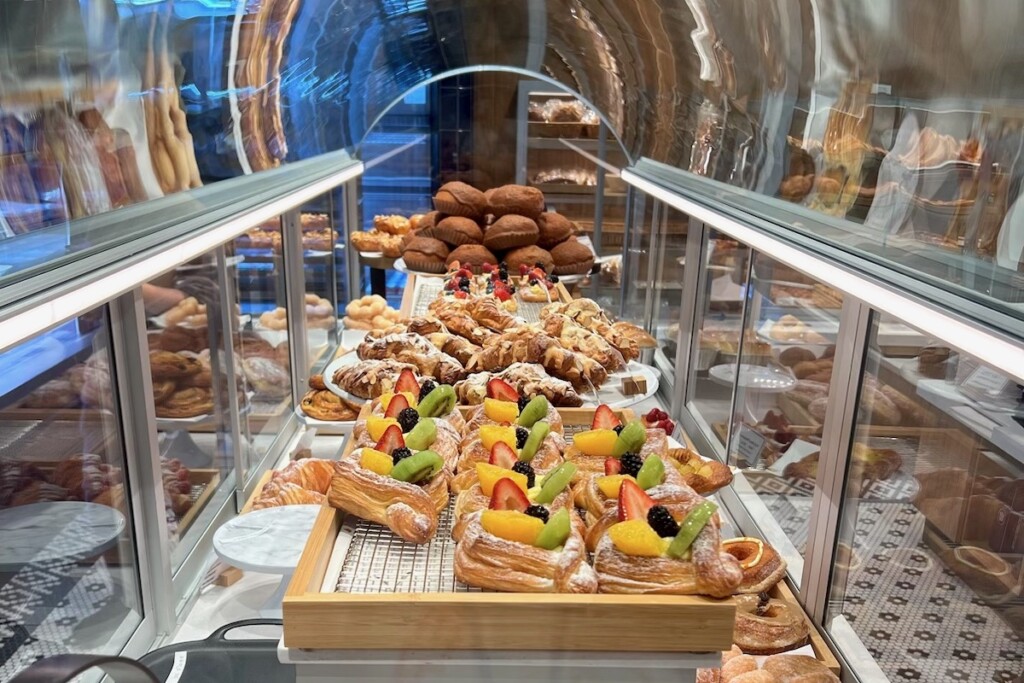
[455,419,565,486]
[454,492,597,593]
[590,482,743,597]
[461,380,564,435]
[356,372,467,435]
[328,429,449,544]
[574,452,688,528]
[451,458,578,540]
[563,405,669,483]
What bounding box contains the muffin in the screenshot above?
[446,244,498,273]
[505,245,553,273]
[483,214,539,251]
[402,236,450,273]
[549,237,594,275]
[487,185,545,219]
[536,211,575,248]
[434,216,484,246]
[433,182,487,219]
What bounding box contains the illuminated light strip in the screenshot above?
[363,134,429,171]
[559,139,622,177]
[0,163,363,354]
[621,169,1024,386]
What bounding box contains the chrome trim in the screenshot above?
[214,248,246,505]
[282,208,309,407]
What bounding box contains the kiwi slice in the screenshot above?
[666,500,717,558]
[417,385,456,417]
[612,420,647,458]
[519,421,550,462]
[636,456,665,490]
[534,508,571,550]
[405,418,437,450]
[534,462,577,504]
[517,395,549,428]
[390,450,444,483]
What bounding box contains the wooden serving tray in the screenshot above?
[176,468,220,537]
[282,406,737,652]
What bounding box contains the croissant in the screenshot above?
[591,484,743,597]
[468,332,605,390]
[541,313,626,371]
[541,299,640,361]
[271,458,334,493]
[464,297,520,332]
[328,450,449,544]
[454,363,584,407]
[331,359,420,399]
[425,332,480,366]
[461,401,564,437]
[565,427,669,484]
[253,482,327,509]
[454,510,598,593]
[357,333,466,384]
[404,316,448,336]
[430,306,494,346]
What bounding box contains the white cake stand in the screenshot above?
[709,363,796,424]
[213,504,321,618]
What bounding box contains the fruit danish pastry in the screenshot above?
[590,482,743,597]
[454,496,597,593]
[669,448,734,495]
[357,333,466,385]
[574,453,688,528]
[328,432,449,544]
[460,380,565,435]
[331,359,420,400]
[564,405,669,483]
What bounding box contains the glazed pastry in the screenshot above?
[357,333,466,384]
[328,445,449,544]
[463,297,520,332]
[151,379,178,404]
[733,593,809,655]
[155,388,214,418]
[351,231,383,252]
[542,313,626,371]
[424,332,480,366]
[575,455,688,528]
[454,363,583,407]
[242,357,290,398]
[541,299,640,361]
[454,508,597,593]
[433,181,487,219]
[565,425,669,483]
[722,538,787,593]
[429,306,494,346]
[591,482,743,597]
[461,397,564,437]
[353,413,462,474]
[610,321,657,349]
[331,359,419,399]
[670,448,734,494]
[455,425,565,483]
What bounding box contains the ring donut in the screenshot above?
[733,593,809,655]
[722,537,787,593]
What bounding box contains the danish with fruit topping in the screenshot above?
[563,405,669,483]
[454,421,565,488]
[574,453,688,528]
[590,482,743,597]
[355,374,466,434]
[460,381,564,435]
[454,503,597,593]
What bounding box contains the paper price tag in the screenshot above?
[735,425,767,467]
[961,366,1010,396]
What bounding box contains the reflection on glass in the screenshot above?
[827,314,1023,682]
[687,232,750,448]
[0,307,142,677]
[650,206,689,383]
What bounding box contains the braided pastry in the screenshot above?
[425,332,480,366]
[454,509,597,593]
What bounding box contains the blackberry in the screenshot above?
[418,379,437,402]
[524,505,549,523]
[620,453,643,478]
[397,408,419,433]
[647,505,680,538]
[528,278,539,286]
[511,461,536,488]
[549,274,559,283]
[515,426,529,449]
[459,281,471,292]
[534,261,546,269]
[391,447,413,464]
[517,395,530,413]
[613,424,624,435]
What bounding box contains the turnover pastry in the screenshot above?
[591,482,743,597]
[454,363,583,407]
[357,333,466,384]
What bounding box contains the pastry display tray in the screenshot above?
[282,406,736,652]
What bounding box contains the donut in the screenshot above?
[733,593,809,655]
[722,538,787,593]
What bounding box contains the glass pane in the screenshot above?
[650,206,690,385]
[143,250,240,572]
[826,313,1024,682]
[686,230,752,450]
[297,202,340,374]
[0,307,142,676]
[726,252,845,582]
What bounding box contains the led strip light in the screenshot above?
[621,169,1024,386]
[0,163,363,354]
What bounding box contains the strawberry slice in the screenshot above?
[486,378,518,402]
[604,457,622,475]
[374,424,405,455]
[591,404,622,430]
[489,477,530,512]
[617,479,655,522]
[384,393,410,418]
[489,441,518,470]
[395,368,419,395]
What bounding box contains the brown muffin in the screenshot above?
[487,185,545,219]
[549,237,594,275]
[483,214,539,251]
[505,245,553,273]
[402,236,449,273]
[433,182,487,219]
[446,244,498,273]
[434,216,483,246]
[536,211,575,248]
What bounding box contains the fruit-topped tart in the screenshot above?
[356,370,466,438]
[453,477,597,593]
[442,263,519,313]
[515,263,559,303]
[462,378,565,436]
[328,425,450,544]
[452,412,565,492]
[451,450,579,540]
[563,405,669,483]
[589,481,743,597]
[573,449,689,529]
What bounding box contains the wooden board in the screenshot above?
[240,469,274,514]
[773,580,841,676]
[176,468,220,537]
